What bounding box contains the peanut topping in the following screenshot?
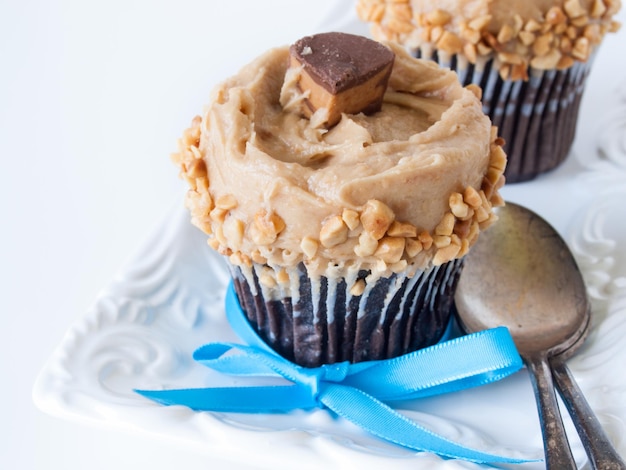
[565,0,587,19]
[341,208,361,231]
[433,243,461,266]
[360,199,395,240]
[222,217,245,249]
[215,194,238,210]
[300,236,319,259]
[320,215,349,248]
[374,236,406,264]
[427,9,452,26]
[251,209,285,246]
[357,0,622,77]
[405,238,423,258]
[468,15,493,32]
[546,7,567,25]
[350,279,366,296]
[433,234,452,248]
[418,231,433,250]
[449,193,470,219]
[591,0,607,18]
[354,230,379,257]
[387,220,418,238]
[571,37,590,60]
[434,212,455,236]
[497,24,516,43]
[463,186,482,209]
[436,31,464,54]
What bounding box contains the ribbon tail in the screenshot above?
[135,384,316,413]
[344,326,523,401]
[319,384,537,465]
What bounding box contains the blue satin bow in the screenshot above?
[136,282,533,464]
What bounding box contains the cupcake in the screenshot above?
[171,32,506,367]
[357,0,622,182]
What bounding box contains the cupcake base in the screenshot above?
[230,260,463,368]
[417,50,592,183]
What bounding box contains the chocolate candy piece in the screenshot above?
[289,32,395,127]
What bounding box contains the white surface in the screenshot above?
[2,1,626,469]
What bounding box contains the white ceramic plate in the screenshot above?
[34,6,626,470]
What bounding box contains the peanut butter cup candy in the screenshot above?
[172,32,507,367]
[357,0,622,182]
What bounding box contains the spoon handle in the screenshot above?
[525,355,577,469]
[551,357,626,470]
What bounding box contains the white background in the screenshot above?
[1,1,346,468]
[2,1,625,469]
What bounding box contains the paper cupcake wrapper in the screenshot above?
[417,50,592,183]
[229,259,463,368]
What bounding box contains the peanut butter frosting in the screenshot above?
[357,0,621,80]
[172,41,506,280]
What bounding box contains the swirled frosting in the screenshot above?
[172,40,506,279]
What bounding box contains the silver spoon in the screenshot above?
[454,202,624,469]
[551,338,626,469]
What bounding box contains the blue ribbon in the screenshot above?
[136,282,533,464]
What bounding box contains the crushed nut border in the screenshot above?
[172,92,506,280]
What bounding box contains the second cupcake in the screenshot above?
[357,0,621,182]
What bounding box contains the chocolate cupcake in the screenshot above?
[357,0,622,182]
[171,33,506,367]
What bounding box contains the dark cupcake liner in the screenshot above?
[417,50,592,183]
[228,259,463,368]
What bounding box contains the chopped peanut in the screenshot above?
[533,32,554,56]
[186,159,207,179]
[565,0,587,19]
[222,217,245,249]
[435,212,455,236]
[571,37,590,61]
[251,209,285,245]
[490,145,507,171]
[497,24,516,43]
[342,209,361,231]
[453,219,472,239]
[530,48,562,69]
[433,244,461,266]
[591,0,607,18]
[387,220,418,237]
[374,237,406,264]
[354,230,379,257]
[433,234,452,248]
[215,194,238,210]
[300,237,319,259]
[320,215,349,248]
[546,6,567,25]
[436,31,464,54]
[449,193,469,219]
[276,269,290,284]
[426,9,451,26]
[360,199,395,240]
[350,279,366,296]
[524,19,542,33]
[468,15,492,31]
[418,231,433,250]
[405,238,423,257]
[463,187,482,209]
[518,30,536,46]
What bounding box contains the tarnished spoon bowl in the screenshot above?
[455,202,625,469]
